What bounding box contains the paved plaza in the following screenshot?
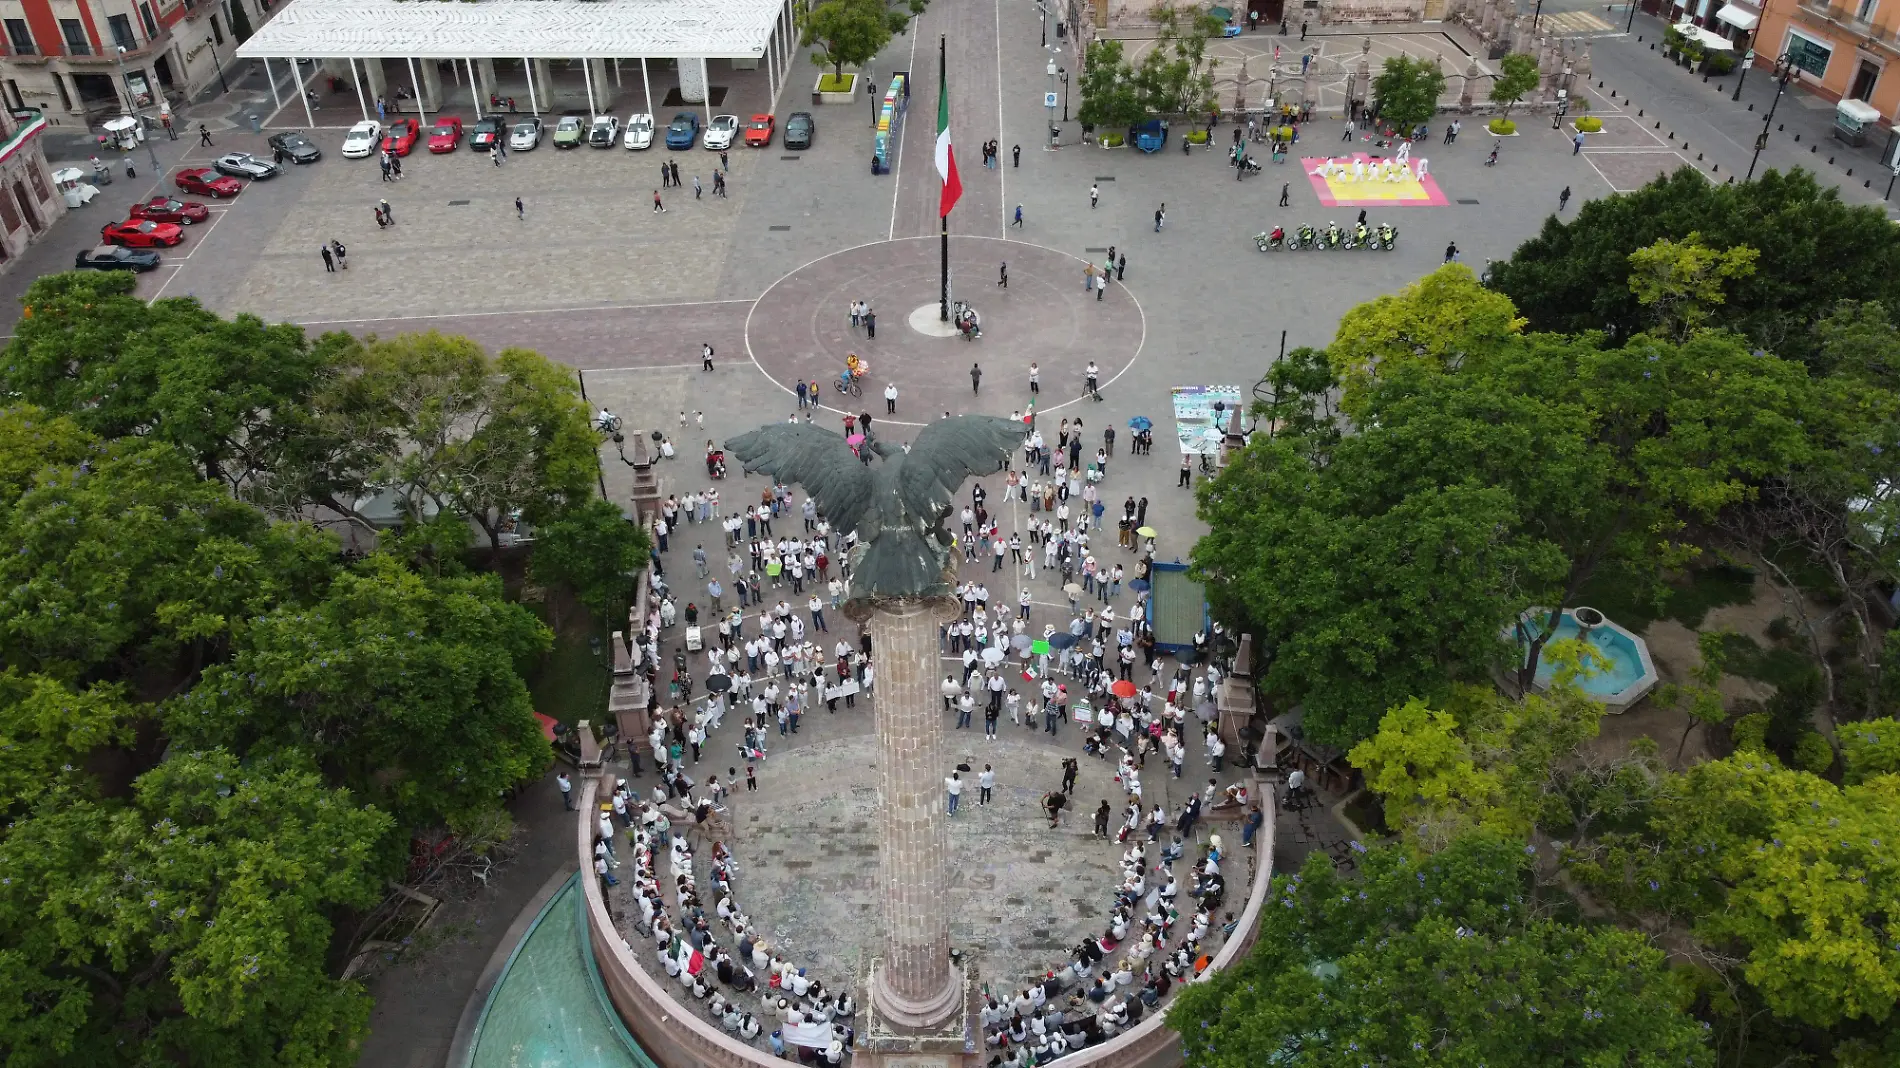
[4,2,1895,1065]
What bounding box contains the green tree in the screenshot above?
[0,272,338,489]
[1654,630,1731,762]
[1132,3,1224,117]
[531,498,651,622]
[1328,264,1524,415]
[1488,52,1541,121]
[798,0,925,83]
[1170,835,1711,1067]
[0,671,138,815]
[1370,53,1446,134]
[168,553,552,830]
[1841,719,1900,784]
[1625,232,1760,340]
[0,750,390,1068]
[0,439,339,676]
[1489,168,1900,364]
[0,405,93,508]
[1075,38,1145,131]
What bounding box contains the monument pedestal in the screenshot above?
[855,957,979,1068]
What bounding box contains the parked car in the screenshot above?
[266,130,322,164]
[382,118,421,156]
[174,169,242,198]
[588,114,620,148]
[784,111,816,150]
[509,117,543,150]
[341,120,383,158]
[213,152,280,180]
[470,114,508,150]
[552,114,586,148]
[664,111,700,150]
[129,196,208,224]
[743,113,775,147]
[624,112,655,150]
[100,218,183,247]
[75,245,161,272]
[427,116,464,153]
[703,114,740,150]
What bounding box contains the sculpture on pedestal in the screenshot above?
[725,416,1022,1030]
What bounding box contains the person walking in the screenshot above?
[1279,182,1290,207]
[1043,790,1066,828]
[1117,252,1126,280]
[702,343,715,371]
[1093,799,1111,838]
[1061,757,1079,795]
[331,240,347,270]
[885,382,898,414]
[161,114,175,140]
[1154,203,1166,232]
[670,160,682,187]
[1445,119,1461,144]
[1089,183,1099,209]
[558,772,574,809]
[1443,241,1459,264]
[1012,143,1021,166]
[198,123,214,147]
[864,308,877,338]
[491,145,502,166]
[1013,204,1024,228]
[320,245,336,272]
[694,174,703,199]
[945,771,963,815]
[999,261,1008,288]
[1342,119,1354,142]
[1572,130,1585,155]
[979,764,995,802]
[654,189,666,213]
[379,199,394,224]
[1558,185,1571,211]
[1178,453,1192,488]
[971,363,983,394]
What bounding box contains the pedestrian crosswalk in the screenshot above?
[1540,10,1617,34]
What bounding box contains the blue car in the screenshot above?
[664,112,700,150]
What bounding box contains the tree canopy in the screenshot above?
[798,0,925,81]
[1370,54,1446,133]
[1488,52,1540,119]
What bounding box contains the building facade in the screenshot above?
[0,0,264,122]
[0,107,67,270]
[1745,0,1900,123]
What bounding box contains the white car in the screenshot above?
[341,120,382,159]
[623,112,654,150]
[508,117,543,151]
[587,114,621,148]
[702,114,740,150]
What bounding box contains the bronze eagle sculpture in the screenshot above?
[724,415,1023,601]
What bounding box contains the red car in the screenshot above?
[743,114,775,147]
[129,196,208,225]
[382,118,420,156]
[100,218,184,248]
[174,169,241,198]
[427,116,463,153]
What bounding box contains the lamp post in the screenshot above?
[1730,21,1756,100]
[1047,59,1058,149]
[115,46,163,175]
[1060,67,1070,122]
[1746,52,1794,180]
[1038,0,1048,47]
[204,34,230,94]
[1532,0,1544,29]
[868,63,877,127]
[1625,0,1638,33]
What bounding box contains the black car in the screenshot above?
[784,111,816,150]
[266,131,322,164]
[75,245,161,272]
[470,114,508,150]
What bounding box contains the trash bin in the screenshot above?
[247,111,261,133]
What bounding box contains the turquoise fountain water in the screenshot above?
[1521,610,1650,698]
[466,875,660,1068]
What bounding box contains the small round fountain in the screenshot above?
[1513,607,1659,713]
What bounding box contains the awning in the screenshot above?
[1674,19,1737,49]
[1715,4,1759,31]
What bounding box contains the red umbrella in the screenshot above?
[1110,679,1138,699]
[533,712,559,741]
[846,433,866,446]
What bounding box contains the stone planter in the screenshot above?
[813,73,858,105]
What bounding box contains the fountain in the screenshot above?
[1515,607,1658,713]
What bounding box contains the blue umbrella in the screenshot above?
[1128,578,1151,593]
[1128,416,1154,431]
[1048,631,1081,650]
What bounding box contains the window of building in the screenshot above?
[59,18,89,55]
[26,165,50,206]
[107,13,135,49]
[4,19,32,54]
[139,2,158,39]
[1786,31,1831,78]
[1857,0,1879,20]
[0,187,20,233]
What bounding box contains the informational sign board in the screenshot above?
[1171,385,1243,455]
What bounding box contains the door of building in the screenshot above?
[1248,0,1284,23]
[12,182,39,233]
[1851,59,1880,101]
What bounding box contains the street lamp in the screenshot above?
[114,45,163,176]
[1730,23,1757,100]
[1625,0,1638,33]
[1060,67,1070,122]
[1746,52,1795,180]
[204,34,230,94]
[1038,0,1049,47]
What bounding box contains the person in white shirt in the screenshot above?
[978,764,996,804]
[945,771,964,815]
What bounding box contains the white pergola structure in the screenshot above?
[234,0,798,128]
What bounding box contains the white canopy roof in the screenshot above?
[1674,19,1736,50]
[236,0,782,61]
[1715,4,1759,31]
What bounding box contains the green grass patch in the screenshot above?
[1664,563,1756,629]
[525,602,612,729]
[816,73,855,93]
[1714,632,1817,692]
[1575,116,1602,133]
[1568,562,1755,633]
[1488,118,1517,135]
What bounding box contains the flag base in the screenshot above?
[906,303,961,338]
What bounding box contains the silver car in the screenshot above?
[212,152,280,179]
[508,117,543,150]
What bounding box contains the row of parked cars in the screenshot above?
[340,109,816,157]
[74,194,221,272]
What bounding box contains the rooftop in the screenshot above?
[235,0,782,61]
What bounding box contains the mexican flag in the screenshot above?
[935,68,961,218]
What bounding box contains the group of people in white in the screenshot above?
[1311,151,1427,183]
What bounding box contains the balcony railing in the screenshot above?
[58,29,170,62]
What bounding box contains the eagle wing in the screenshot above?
[724,424,874,534]
[895,415,1023,527]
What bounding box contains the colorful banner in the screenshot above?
[873,72,910,173]
[1171,385,1243,455]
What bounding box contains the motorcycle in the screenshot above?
[1253,225,1285,252]
[1294,224,1317,250]
[1341,225,1361,250]
[1322,223,1343,250]
[1350,222,1370,249]
[1372,223,1399,251]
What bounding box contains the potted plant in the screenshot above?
[799,0,926,104]
[1100,131,1125,148]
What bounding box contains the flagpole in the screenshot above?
[939,34,951,323]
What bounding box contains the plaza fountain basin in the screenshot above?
[1515,607,1659,712]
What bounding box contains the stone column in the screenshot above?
[419,59,443,111]
[532,59,553,108]
[1461,55,1481,106]
[587,59,612,109]
[677,57,708,103]
[863,597,963,1029]
[363,59,388,107]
